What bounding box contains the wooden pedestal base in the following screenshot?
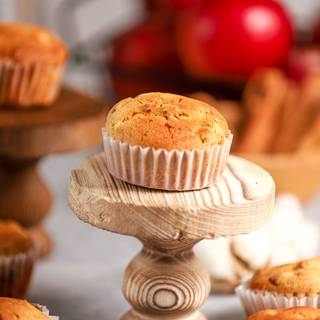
[0,87,105,258]
[122,310,206,320]
[121,242,210,320]
[69,153,275,320]
[0,158,52,227]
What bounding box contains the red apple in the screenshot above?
[288,47,320,82]
[108,16,186,99]
[177,0,293,79]
[110,16,181,72]
[145,0,205,14]
[313,16,320,44]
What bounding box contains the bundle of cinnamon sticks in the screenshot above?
[192,68,320,154]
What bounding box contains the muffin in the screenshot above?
[236,257,320,315]
[249,307,320,319]
[104,92,232,190]
[0,220,35,298]
[0,22,67,108]
[28,226,53,259]
[0,297,58,319]
[250,258,320,296]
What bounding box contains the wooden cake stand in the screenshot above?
[68,153,275,320]
[0,87,105,257]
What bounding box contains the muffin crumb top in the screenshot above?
[0,221,33,255]
[0,298,50,320]
[0,22,67,64]
[249,307,320,320]
[106,92,230,151]
[250,257,320,296]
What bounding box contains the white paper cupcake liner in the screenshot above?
[0,248,35,298]
[236,277,320,316]
[36,304,59,320]
[103,129,232,191]
[0,61,63,107]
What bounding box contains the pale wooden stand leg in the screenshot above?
[121,241,210,320]
[0,158,52,257]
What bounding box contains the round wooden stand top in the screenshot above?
[0,87,106,159]
[69,153,275,241]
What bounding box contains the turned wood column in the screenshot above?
[0,158,51,227]
[122,241,210,320]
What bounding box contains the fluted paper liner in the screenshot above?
[236,277,320,316]
[103,129,232,191]
[0,248,35,298]
[36,304,59,320]
[0,61,63,107]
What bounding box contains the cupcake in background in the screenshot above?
[0,220,36,298]
[28,226,52,259]
[195,194,319,293]
[249,307,320,319]
[0,22,67,108]
[0,297,58,319]
[103,92,232,190]
[237,257,320,315]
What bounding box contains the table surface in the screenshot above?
[27,147,320,320]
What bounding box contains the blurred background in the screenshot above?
[1,0,320,319]
[4,0,320,94]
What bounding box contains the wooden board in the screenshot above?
[69,153,275,241]
[0,87,106,159]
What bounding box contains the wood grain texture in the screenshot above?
[69,153,275,241]
[0,86,106,159]
[121,242,210,320]
[121,310,206,320]
[68,152,274,320]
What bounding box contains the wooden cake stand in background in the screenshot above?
[0,87,106,258]
[69,153,275,320]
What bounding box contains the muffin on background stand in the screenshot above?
[195,194,319,293]
[0,22,67,108]
[249,307,320,320]
[0,220,36,298]
[103,92,232,191]
[0,297,58,319]
[236,257,320,316]
[28,226,53,259]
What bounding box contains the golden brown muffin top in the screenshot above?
[0,22,67,64]
[249,307,320,320]
[106,92,230,151]
[0,298,50,320]
[0,221,33,255]
[250,257,320,296]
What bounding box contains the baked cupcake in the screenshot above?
[236,257,320,315]
[0,297,58,319]
[28,226,53,259]
[0,22,67,108]
[103,92,232,190]
[249,307,320,319]
[0,220,35,298]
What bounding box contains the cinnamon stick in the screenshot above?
[237,69,288,153]
[274,74,320,152]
